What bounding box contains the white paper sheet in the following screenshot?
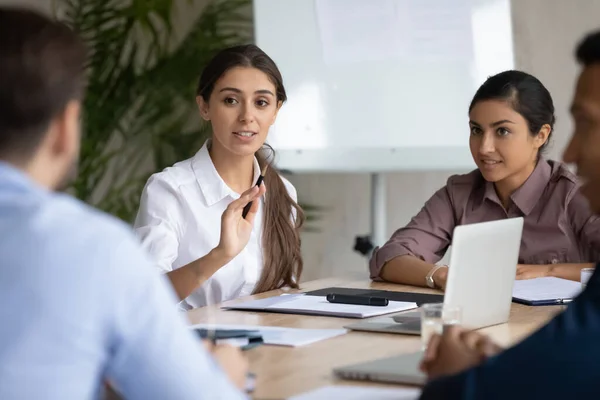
[189,323,347,347]
[512,277,582,302]
[267,295,418,318]
[223,294,418,318]
[290,385,421,400]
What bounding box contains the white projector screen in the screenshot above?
[253,0,514,172]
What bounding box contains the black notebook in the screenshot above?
[193,329,263,350]
[304,287,443,306]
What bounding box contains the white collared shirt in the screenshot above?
[133,141,297,309]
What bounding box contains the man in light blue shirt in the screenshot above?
[0,7,263,399]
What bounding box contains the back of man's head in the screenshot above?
[577,31,600,66]
[0,7,86,167]
[563,30,600,214]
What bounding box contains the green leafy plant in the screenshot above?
[52,0,321,229]
[53,0,252,221]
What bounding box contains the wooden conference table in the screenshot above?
[186,277,562,399]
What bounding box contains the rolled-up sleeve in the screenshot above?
[369,185,456,280]
[133,173,183,273]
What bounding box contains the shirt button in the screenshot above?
[551,258,558,264]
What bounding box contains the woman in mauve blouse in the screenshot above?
[370,70,600,289]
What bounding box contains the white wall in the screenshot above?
[291,0,600,282]
[511,0,600,160]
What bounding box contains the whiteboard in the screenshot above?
[254,0,514,172]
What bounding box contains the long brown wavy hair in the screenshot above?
[197,44,304,293]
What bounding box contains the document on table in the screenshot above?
[222,294,418,318]
[289,385,421,400]
[512,277,582,305]
[189,323,347,347]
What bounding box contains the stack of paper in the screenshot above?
[290,385,421,400]
[189,323,347,347]
[222,294,418,318]
[512,277,582,305]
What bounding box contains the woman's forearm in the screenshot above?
[166,248,232,301]
[548,262,595,281]
[380,255,446,288]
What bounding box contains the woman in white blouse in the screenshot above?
[134,45,304,309]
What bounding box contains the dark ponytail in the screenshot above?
[254,146,304,292]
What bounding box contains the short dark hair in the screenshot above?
[0,7,87,162]
[576,31,600,66]
[469,70,555,155]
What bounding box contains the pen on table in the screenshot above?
[242,164,268,219]
[326,293,389,306]
[209,332,217,346]
[245,372,256,393]
[201,328,217,346]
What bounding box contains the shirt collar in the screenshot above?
[0,161,38,192]
[191,140,261,207]
[482,158,552,215]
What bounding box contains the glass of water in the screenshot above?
[581,268,595,289]
[420,303,462,350]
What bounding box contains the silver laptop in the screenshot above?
[334,351,426,385]
[344,310,423,335]
[336,217,524,385]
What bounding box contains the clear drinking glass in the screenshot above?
[420,303,462,350]
[581,268,594,289]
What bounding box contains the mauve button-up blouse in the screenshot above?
[370,159,600,279]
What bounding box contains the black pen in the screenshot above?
[326,293,389,306]
[242,164,268,219]
[245,372,256,393]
